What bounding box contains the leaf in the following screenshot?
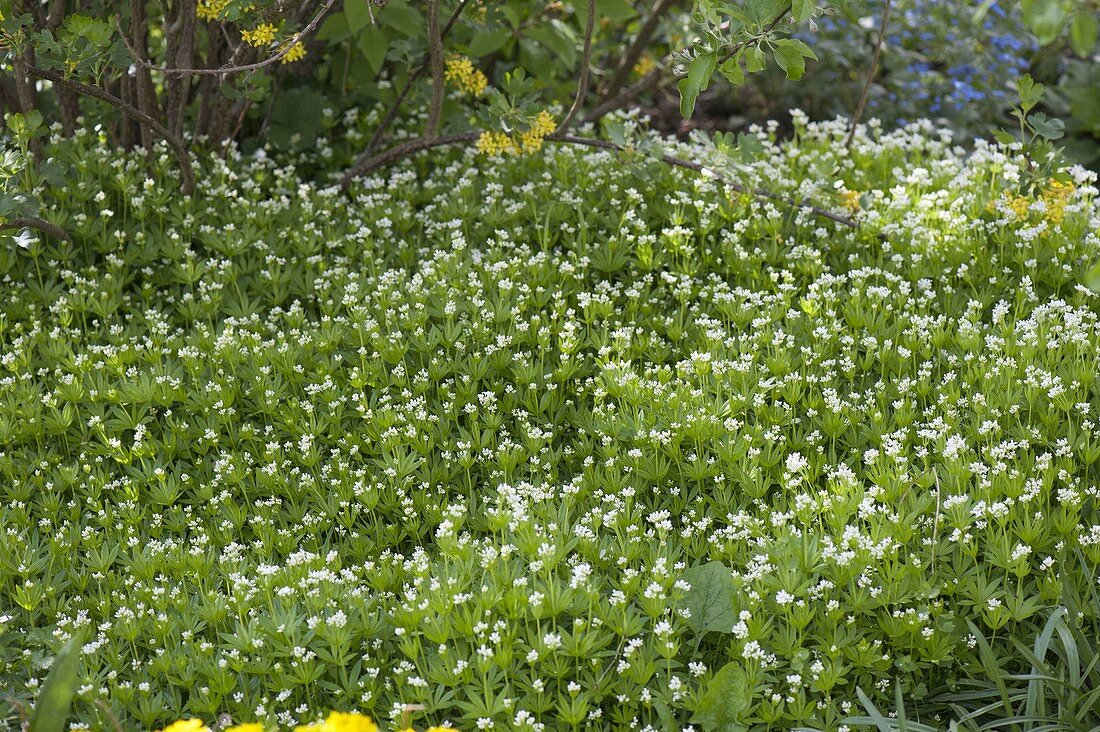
[526,20,577,68]
[1069,12,1098,57]
[745,45,766,73]
[356,24,388,73]
[377,0,424,38]
[772,38,816,81]
[678,52,717,119]
[596,0,638,22]
[466,28,511,57]
[1028,112,1064,140]
[1021,0,1070,45]
[316,12,352,42]
[1086,261,1100,293]
[345,0,373,34]
[681,561,736,634]
[1016,74,1044,113]
[29,633,83,732]
[719,55,745,86]
[690,661,750,731]
[792,0,814,24]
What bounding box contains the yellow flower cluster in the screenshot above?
[241,23,278,47]
[996,180,1075,227]
[476,111,557,156]
[157,712,385,732]
[839,189,861,213]
[633,54,656,77]
[196,0,229,21]
[280,41,307,64]
[444,56,488,96]
[159,721,209,732]
[520,110,557,151]
[295,711,379,732]
[1040,179,1074,225]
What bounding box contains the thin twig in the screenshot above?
[15,61,196,194]
[585,67,666,123]
[558,0,597,133]
[424,0,445,138]
[359,0,471,155]
[844,0,891,149]
[587,5,791,125]
[340,131,859,229]
[2,217,70,240]
[601,0,679,101]
[117,0,336,76]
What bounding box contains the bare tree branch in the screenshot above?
[600,0,679,102]
[359,0,471,156]
[424,0,445,138]
[118,0,336,77]
[558,0,597,133]
[844,0,892,149]
[16,62,196,194]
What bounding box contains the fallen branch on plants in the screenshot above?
[1,216,70,241]
[340,130,859,229]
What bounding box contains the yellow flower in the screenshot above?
[294,726,324,732]
[516,110,557,153]
[195,0,229,21]
[225,725,266,732]
[159,721,210,732]
[242,23,278,47]
[321,712,379,732]
[839,189,861,213]
[633,54,656,77]
[426,727,460,732]
[1040,179,1074,226]
[444,55,488,96]
[280,41,307,64]
[476,130,514,157]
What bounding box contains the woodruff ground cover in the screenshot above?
[1,116,1100,731]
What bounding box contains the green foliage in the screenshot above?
[28,632,83,732]
[0,114,1098,730]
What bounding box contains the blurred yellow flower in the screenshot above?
[426,727,460,732]
[444,55,488,96]
[225,724,266,732]
[159,721,210,732]
[195,0,229,21]
[295,712,379,732]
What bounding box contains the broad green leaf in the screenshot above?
[357,24,388,73]
[29,633,83,732]
[772,38,816,81]
[378,0,424,38]
[345,0,374,34]
[596,0,638,22]
[745,45,766,73]
[690,661,751,731]
[1069,12,1098,57]
[466,29,511,57]
[1029,112,1064,140]
[678,51,717,119]
[1021,0,1070,45]
[792,0,814,24]
[720,54,745,86]
[316,12,352,42]
[681,561,737,634]
[527,21,578,68]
